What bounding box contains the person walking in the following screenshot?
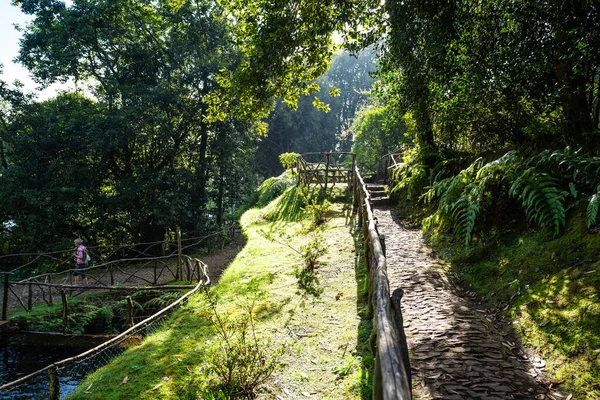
[73,238,89,286]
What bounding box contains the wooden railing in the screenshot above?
[353,167,412,400]
[296,152,356,190]
[375,148,406,184]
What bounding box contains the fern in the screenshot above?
[450,186,481,247]
[424,158,493,246]
[533,147,600,189]
[509,168,566,236]
[587,185,600,228]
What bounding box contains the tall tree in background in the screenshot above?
[217,0,600,163]
[2,0,255,251]
[254,49,376,177]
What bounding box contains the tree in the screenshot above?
[0,92,103,250]
[351,104,407,175]
[7,0,254,250]
[254,49,375,177]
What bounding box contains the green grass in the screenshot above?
[429,201,600,399]
[67,186,372,399]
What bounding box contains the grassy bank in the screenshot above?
[68,186,372,399]
[418,200,600,399]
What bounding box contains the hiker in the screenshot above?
[73,238,89,286]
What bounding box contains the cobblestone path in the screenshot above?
[373,205,569,400]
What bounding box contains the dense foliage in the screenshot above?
[254,49,376,177]
[1,0,258,254]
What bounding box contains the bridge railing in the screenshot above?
[0,259,210,399]
[296,152,356,190]
[353,167,412,400]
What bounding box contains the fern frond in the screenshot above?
[510,168,566,236]
[587,186,600,228]
[449,183,485,247]
[532,147,600,189]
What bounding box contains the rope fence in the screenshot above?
[0,260,209,399]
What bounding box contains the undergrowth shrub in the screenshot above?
[302,199,332,228]
[203,290,284,399]
[254,171,295,207]
[278,152,300,174]
[415,147,600,247]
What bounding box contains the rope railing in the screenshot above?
[0,258,210,399]
[353,167,412,400]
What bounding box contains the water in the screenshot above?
[0,344,90,399]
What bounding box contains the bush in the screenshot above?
[278,152,300,172]
[254,171,296,207]
[204,291,285,399]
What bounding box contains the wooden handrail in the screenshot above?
[353,166,412,400]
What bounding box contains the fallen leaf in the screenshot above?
[161,376,170,381]
[186,365,193,373]
[151,383,162,391]
[301,392,312,397]
[117,376,129,387]
[84,383,93,394]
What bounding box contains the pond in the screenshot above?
[0,344,93,399]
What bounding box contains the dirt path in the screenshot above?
[373,205,568,400]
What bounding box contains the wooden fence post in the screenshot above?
[60,290,68,334]
[324,152,330,192]
[196,261,201,283]
[127,296,134,328]
[27,283,33,311]
[2,274,9,320]
[153,259,158,284]
[48,365,60,400]
[177,226,183,280]
[351,154,356,188]
[47,276,53,304]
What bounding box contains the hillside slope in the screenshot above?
[68,188,372,399]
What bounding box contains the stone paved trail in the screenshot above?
[373,205,570,400]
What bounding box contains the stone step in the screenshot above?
[366,184,386,191]
[369,190,387,197]
[370,196,391,206]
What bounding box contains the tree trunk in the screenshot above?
[553,26,593,143]
[216,161,224,230]
[413,79,438,168]
[194,123,210,233]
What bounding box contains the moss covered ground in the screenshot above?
[67,186,373,399]
[424,201,600,398]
